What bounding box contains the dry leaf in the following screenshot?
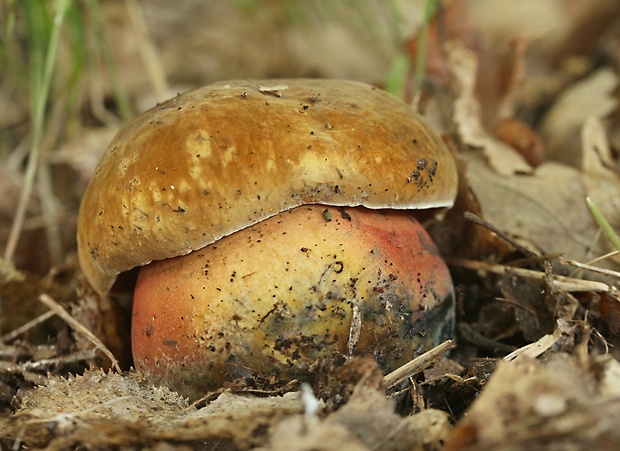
[464,151,608,265]
[445,354,620,450]
[486,36,529,123]
[4,368,304,450]
[406,0,481,89]
[498,274,554,341]
[492,117,545,167]
[3,364,451,450]
[5,369,187,449]
[264,416,367,451]
[327,387,449,451]
[264,386,450,451]
[469,0,567,55]
[550,0,620,62]
[540,68,618,166]
[447,42,532,175]
[580,116,620,246]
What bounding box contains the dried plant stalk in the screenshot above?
[38,293,121,373]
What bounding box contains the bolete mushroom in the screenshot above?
[77,79,458,400]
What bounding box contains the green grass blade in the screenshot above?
[586,197,620,252]
[3,0,70,262]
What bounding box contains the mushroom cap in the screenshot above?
[77,79,458,295]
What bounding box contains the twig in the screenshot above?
[1,310,56,343]
[464,211,539,258]
[503,330,562,362]
[0,349,98,373]
[563,257,620,280]
[585,249,620,267]
[447,257,610,292]
[382,339,455,388]
[38,294,121,373]
[457,323,516,355]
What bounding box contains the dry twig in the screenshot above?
[448,257,610,292]
[38,294,121,373]
[382,339,455,388]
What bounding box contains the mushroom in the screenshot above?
[77,79,458,399]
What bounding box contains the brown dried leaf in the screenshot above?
[327,387,450,451]
[427,149,515,261]
[263,416,367,451]
[550,0,620,62]
[499,275,554,341]
[406,0,481,89]
[445,354,620,450]
[540,68,618,166]
[492,117,545,167]
[471,33,530,127]
[580,116,620,247]
[464,151,609,265]
[469,0,568,56]
[264,386,450,451]
[381,407,451,450]
[447,42,532,175]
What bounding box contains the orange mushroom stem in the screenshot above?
[132,205,453,398]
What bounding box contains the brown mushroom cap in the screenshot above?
[77,79,457,295]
